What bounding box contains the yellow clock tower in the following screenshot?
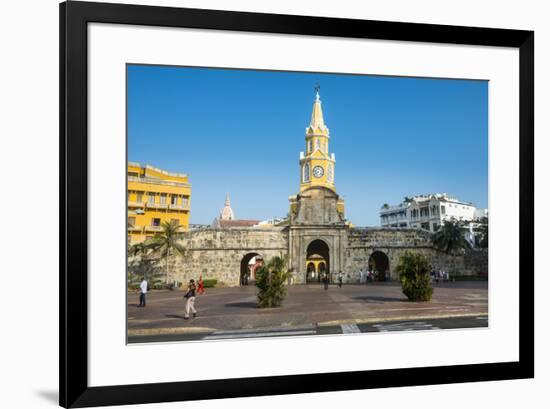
[299,89,336,192]
[289,88,345,225]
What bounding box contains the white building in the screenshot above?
[379,193,487,233]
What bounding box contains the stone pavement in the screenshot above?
[128,281,488,342]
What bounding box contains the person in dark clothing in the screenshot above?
[184,279,197,319]
[322,273,329,290]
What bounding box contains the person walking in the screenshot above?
[322,273,329,290]
[197,275,205,295]
[359,269,364,284]
[337,271,343,288]
[184,279,197,319]
[138,276,148,307]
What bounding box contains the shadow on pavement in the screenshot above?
[224,302,258,309]
[165,314,187,320]
[353,296,407,303]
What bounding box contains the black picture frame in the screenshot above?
[60,1,534,407]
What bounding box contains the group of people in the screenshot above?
[359,269,382,283]
[321,271,345,290]
[137,275,206,320]
[431,269,449,283]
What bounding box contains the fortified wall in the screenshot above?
[343,228,486,282]
[171,227,288,286]
[131,226,488,287]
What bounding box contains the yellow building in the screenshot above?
[127,162,191,244]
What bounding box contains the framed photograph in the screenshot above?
[60,1,534,407]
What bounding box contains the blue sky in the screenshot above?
[127,65,488,226]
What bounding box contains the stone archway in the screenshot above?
[240,253,263,286]
[306,239,330,283]
[368,251,390,281]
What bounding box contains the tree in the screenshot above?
[145,221,185,284]
[382,203,390,209]
[129,241,149,258]
[432,219,472,254]
[396,251,433,301]
[403,196,414,203]
[255,255,291,308]
[475,217,489,248]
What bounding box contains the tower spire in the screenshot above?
[309,86,327,132]
[220,192,234,220]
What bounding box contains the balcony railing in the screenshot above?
[146,202,169,209]
[169,204,189,210]
[128,225,142,232]
[128,201,144,208]
[144,225,163,232]
[128,176,190,188]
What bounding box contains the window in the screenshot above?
[152,218,161,227]
[303,163,310,182]
[171,195,178,205]
[327,164,333,182]
[182,196,189,207]
[148,194,155,204]
[433,223,439,231]
[441,206,446,214]
[308,140,312,153]
[136,192,143,203]
[315,139,320,151]
[128,217,136,227]
[160,193,167,204]
[170,218,179,226]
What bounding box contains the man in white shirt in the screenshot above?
[138,277,148,307]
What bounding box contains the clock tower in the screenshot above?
[287,88,347,281]
[288,89,346,226]
[299,89,336,192]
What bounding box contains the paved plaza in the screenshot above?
[128,281,488,343]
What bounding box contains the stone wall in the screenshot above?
[170,227,288,286]
[342,228,487,282]
[129,226,488,287]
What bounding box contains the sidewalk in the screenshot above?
[128,282,488,338]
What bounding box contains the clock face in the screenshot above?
[313,165,324,178]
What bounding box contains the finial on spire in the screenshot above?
[314,84,321,101]
[225,192,231,206]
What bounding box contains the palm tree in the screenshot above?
[432,219,472,254]
[129,241,149,258]
[146,221,185,284]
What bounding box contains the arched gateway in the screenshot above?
[368,251,390,281]
[240,253,263,286]
[306,239,330,283]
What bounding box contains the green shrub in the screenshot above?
[396,252,434,302]
[203,279,218,288]
[256,256,291,308]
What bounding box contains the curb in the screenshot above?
[128,326,216,336]
[128,313,487,337]
[318,312,488,327]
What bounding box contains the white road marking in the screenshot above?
[204,330,316,340]
[341,323,361,334]
[372,322,440,332]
